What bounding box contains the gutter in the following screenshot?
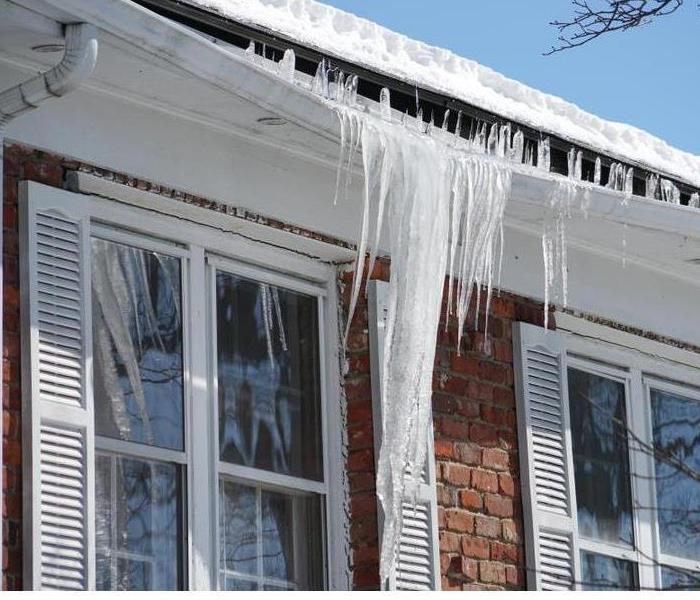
[0,21,97,576]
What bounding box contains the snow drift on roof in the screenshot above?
[183,0,700,187]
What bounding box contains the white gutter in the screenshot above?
[0,20,97,577]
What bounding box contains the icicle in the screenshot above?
[277,48,296,83]
[624,168,634,195]
[575,151,583,181]
[567,148,576,179]
[660,179,680,204]
[312,59,329,98]
[454,111,463,139]
[594,157,602,185]
[498,123,511,158]
[538,137,550,172]
[346,74,359,107]
[511,129,524,163]
[646,174,659,199]
[441,109,451,131]
[690,192,700,208]
[379,87,392,121]
[487,124,498,155]
[542,179,576,329]
[335,71,346,103]
[245,40,256,60]
[333,103,512,586]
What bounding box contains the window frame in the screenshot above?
[29,183,348,591]
[563,328,700,590]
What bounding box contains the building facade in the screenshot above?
[2,0,700,591]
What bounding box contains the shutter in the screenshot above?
[513,322,579,590]
[368,280,440,591]
[20,182,95,590]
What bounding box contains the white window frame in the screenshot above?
[22,181,348,591]
[563,323,700,590]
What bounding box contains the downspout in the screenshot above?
[0,22,97,581]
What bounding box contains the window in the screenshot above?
[515,322,700,591]
[21,183,344,591]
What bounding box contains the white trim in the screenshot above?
[94,436,186,465]
[218,463,326,496]
[556,311,700,372]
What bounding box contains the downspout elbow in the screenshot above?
[0,22,98,125]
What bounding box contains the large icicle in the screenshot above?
[334,105,511,586]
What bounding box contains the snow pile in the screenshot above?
[336,104,511,585]
[184,0,700,187]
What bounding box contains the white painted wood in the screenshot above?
[513,322,579,590]
[368,280,441,591]
[20,181,96,590]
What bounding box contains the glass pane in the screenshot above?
[218,478,325,590]
[651,388,700,561]
[219,479,258,577]
[224,577,258,591]
[92,238,184,450]
[580,551,638,590]
[216,272,322,480]
[95,453,183,590]
[661,566,700,590]
[568,368,634,547]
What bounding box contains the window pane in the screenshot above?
[96,453,183,590]
[661,566,700,590]
[216,273,322,480]
[580,551,638,590]
[219,478,324,590]
[568,368,634,547]
[92,238,184,450]
[651,388,700,561]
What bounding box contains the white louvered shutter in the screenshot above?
[368,280,441,591]
[20,182,95,590]
[513,322,579,591]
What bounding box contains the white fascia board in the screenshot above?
[19,0,700,259]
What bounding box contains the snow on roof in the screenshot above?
[183,0,700,187]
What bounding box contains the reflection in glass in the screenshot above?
[216,273,322,480]
[580,551,638,590]
[219,478,324,590]
[661,566,700,590]
[568,368,634,547]
[651,389,700,561]
[96,453,182,590]
[92,238,184,450]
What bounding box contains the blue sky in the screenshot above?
[320,1,699,155]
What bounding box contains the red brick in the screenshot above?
[346,399,373,424]
[445,508,474,533]
[499,473,516,497]
[502,519,521,544]
[451,354,479,376]
[491,541,519,564]
[456,398,480,419]
[347,448,374,471]
[352,544,379,567]
[480,561,506,584]
[461,535,490,559]
[436,483,454,507]
[458,489,483,511]
[442,464,470,487]
[352,563,380,590]
[434,439,454,460]
[482,448,509,470]
[440,531,460,553]
[493,387,515,407]
[438,417,470,441]
[471,470,498,493]
[469,422,497,446]
[454,441,481,465]
[350,492,377,518]
[344,377,371,403]
[475,515,501,539]
[505,564,524,587]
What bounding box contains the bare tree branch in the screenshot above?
[546,0,684,54]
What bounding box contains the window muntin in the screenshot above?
[214,266,327,590]
[216,272,322,480]
[92,236,187,590]
[650,387,700,562]
[568,368,634,548]
[92,238,184,451]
